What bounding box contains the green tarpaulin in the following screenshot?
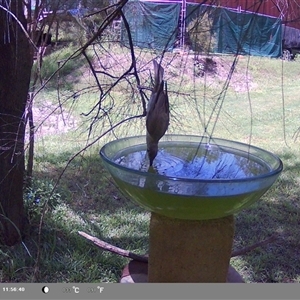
[121,1,282,58]
[214,7,282,57]
[186,4,282,57]
[121,0,180,50]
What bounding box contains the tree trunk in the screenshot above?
[0,0,33,245]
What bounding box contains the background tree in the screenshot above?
[0,0,127,246]
[0,0,33,246]
[0,0,83,246]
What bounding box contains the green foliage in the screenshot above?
[82,0,110,7]
[24,179,62,225]
[1,155,149,282]
[32,46,89,90]
[187,13,216,54]
[292,52,300,62]
[52,0,112,45]
[47,0,110,11]
[57,20,88,46]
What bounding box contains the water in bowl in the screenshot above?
[114,142,270,180]
[102,138,280,220]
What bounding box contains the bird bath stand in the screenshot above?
[100,135,283,283]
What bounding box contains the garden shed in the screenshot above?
[120,0,283,57]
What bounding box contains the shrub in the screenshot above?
[187,12,216,54]
[24,179,62,225]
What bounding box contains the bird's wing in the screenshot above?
[146,82,169,140]
[147,80,164,116]
[164,81,169,114]
[146,60,169,142]
[153,60,164,88]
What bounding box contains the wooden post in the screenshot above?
[148,213,235,283]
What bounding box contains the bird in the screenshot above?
[146,60,170,167]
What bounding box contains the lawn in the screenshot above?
[1,42,300,283]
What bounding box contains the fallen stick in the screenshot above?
[78,231,148,263]
[230,233,278,257]
[78,231,280,262]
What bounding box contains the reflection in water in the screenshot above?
[115,144,270,180]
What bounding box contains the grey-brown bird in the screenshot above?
[146,60,170,166]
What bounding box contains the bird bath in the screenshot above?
[100,135,283,282]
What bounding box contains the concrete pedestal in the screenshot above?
[148,213,235,283]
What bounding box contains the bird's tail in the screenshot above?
[153,59,164,91]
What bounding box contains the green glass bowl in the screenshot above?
[100,135,283,220]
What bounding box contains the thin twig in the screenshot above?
[78,231,280,262]
[78,231,148,263]
[231,233,279,257]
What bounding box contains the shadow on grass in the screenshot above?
[232,151,300,283]
[34,150,300,283]
[1,151,150,283]
[38,150,299,283]
[2,150,300,283]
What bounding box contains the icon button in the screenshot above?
[42,286,49,294]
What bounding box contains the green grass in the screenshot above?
[1,44,300,283]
